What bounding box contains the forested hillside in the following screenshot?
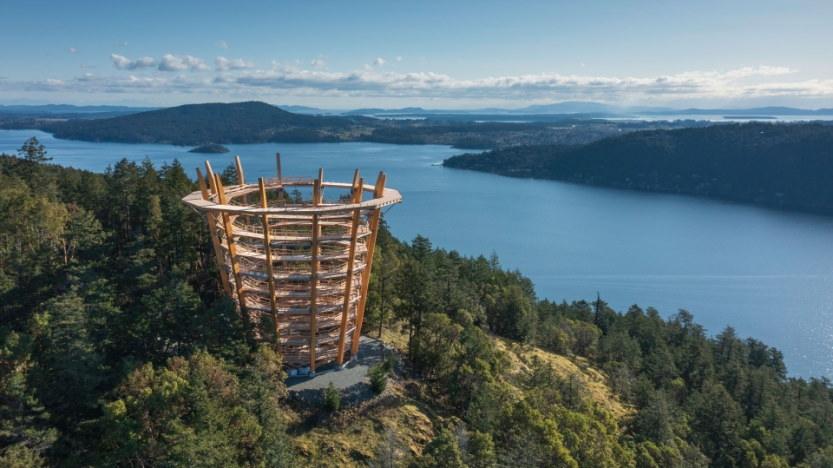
[444,123,833,215]
[41,101,364,145]
[5,100,712,149]
[1,138,832,467]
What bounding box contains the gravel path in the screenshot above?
[286,336,388,392]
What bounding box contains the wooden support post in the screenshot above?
[316,168,324,204]
[202,161,233,294]
[234,155,245,185]
[351,168,360,198]
[336,172,363,365]
[259,178,280,350]
[309,172,323,373]
[351,172,386,356]
[197,168,231,295]
[276,153,282,184]
[213,173,247,313]
[204,161,216,195]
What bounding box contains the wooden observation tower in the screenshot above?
[182,155,401,374]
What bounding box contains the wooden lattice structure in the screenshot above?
[182,155,401,373]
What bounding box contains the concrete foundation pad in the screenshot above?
[286,336,386,392]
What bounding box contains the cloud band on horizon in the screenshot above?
[5,61,833,106]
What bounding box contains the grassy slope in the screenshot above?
[288,326,631,467]
[493,337,631,421]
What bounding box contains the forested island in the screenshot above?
[188,143,229,153]
[444,123,833,216]
[1,137,832,466]
[1,100,717,150]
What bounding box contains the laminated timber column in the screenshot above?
[275,153,282,184]
[309,169,323,374]
[213,173,247,312]
[234,155,245,185]
[195,168,231,296]
[350,172,387,357]
[336,170,363,366]
[234,155,247,206]
[204,161,236,296]
[258,178,280,348]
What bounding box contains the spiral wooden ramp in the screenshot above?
[182,154,401,374]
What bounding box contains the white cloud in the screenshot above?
[111,54,130,68]
[7,64,833,107]
[158,54,209,72]
[119,41,129,47]
[226,65,833,103]
[373,57,385,66]
[724,66,794,78]
[395,56,402,62]
[216,40,228,49]
[311,58,326,69]
[111,54,157,70]
[215,56,256,71]
[69,47,78,54]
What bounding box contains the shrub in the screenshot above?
[369,363,388,393]
[323,382,341,412]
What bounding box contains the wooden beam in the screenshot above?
[197,167,231,295]
[276,152,282,184]
[309,173,323,373]
[259,178,280,351]
[213,173,247,313]
[336,172,363,365]
[316,168,324,204]
[351,168,360,198]
[234,155,245,185]
[204,161,216,196]
[351,172,386,356]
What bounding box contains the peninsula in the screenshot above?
[444,122,833,215]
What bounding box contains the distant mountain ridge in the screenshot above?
[26,101,651,148]
[5,101,833,119]
[643,106,833,116]
[338,102,833,116]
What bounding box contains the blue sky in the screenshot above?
[2,0,832,109]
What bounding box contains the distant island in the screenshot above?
[36,101,358,145]
[188,143,229,153]
[723,115,777,120]
[1,101,722,149]
[444,122,833,216]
